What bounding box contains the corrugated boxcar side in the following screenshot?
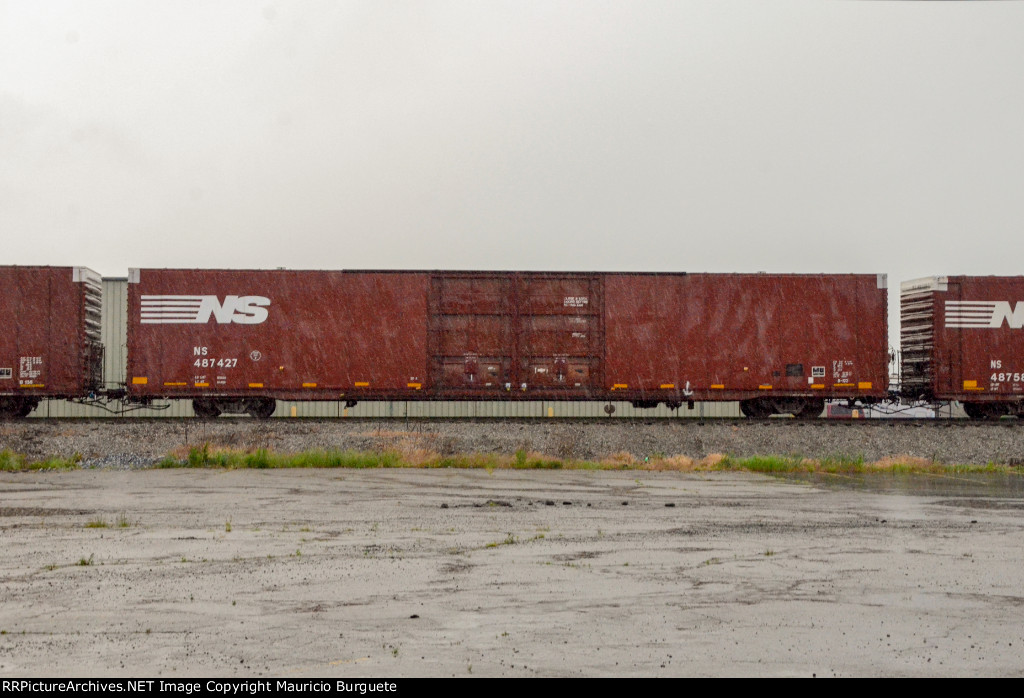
[928,276,1024,402]
[604,273,888,401]
[127,269,430,399]
[426,272,603,398]
[0,266,101,400]
[126,268,888,408]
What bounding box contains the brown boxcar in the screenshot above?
[0,266,103,417]
[126,269,888,418]
[901,276,1024,418]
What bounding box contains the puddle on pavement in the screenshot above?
[775,471,1024,499]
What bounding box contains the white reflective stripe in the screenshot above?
[945,301,1024,328]
[140,295,206,300]
[141,319,205,324]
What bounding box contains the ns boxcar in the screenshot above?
[901,276,1024,419]
[0,266,103,418]
[124,268,889,418]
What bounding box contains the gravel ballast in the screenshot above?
[2,419,1022,467]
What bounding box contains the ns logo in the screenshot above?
[945,301,1024,329]
[140,295,271,324]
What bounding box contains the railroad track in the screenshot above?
[17,416,1024,427]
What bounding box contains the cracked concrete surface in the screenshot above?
[1,469,1022,677]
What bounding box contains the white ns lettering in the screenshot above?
[197,296,270,324]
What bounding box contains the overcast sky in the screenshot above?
[3,1,1023,336]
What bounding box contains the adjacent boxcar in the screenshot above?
[0,266,103,417]
[126,269,888,418]
[901,276,1024,419]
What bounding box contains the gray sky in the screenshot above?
[3,0,1023,340]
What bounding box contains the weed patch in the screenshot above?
[131,446,1024,475]
[0,450,81,472]
[485,533,518,549]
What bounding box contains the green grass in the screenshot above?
[135,446,1024,475]
[485,533,518,548]
[717,456,807,473]
[165,445,408,469]
[713,454,886,473]
[166,444,532,470]
[703,454,873,473]
[0,450,81,472]
[3,443,1022,476]
[708,454,1024,475]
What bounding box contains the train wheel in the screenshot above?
[631,400,661,409]
[963,402,1007,420]
[246,398,276,419]
[192,399,221,419]
[795,398,825,420]
[0,398,34,419]
[739,398,773,418]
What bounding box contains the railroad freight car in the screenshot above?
[124,269,889,418]
[0,266,103,418]
[901,276,1024,419]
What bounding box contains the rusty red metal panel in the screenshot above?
[427,272,604,396]
[604,273,888,402]
[433,315,511,355]
[917,276,1024,402]
[518,274,603,391]
[130,269,612,401]
[428,273,513,392]
[0,266,102,403]
[125,268,888,406]
[127,269,430,399]
[432,274,511,315]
